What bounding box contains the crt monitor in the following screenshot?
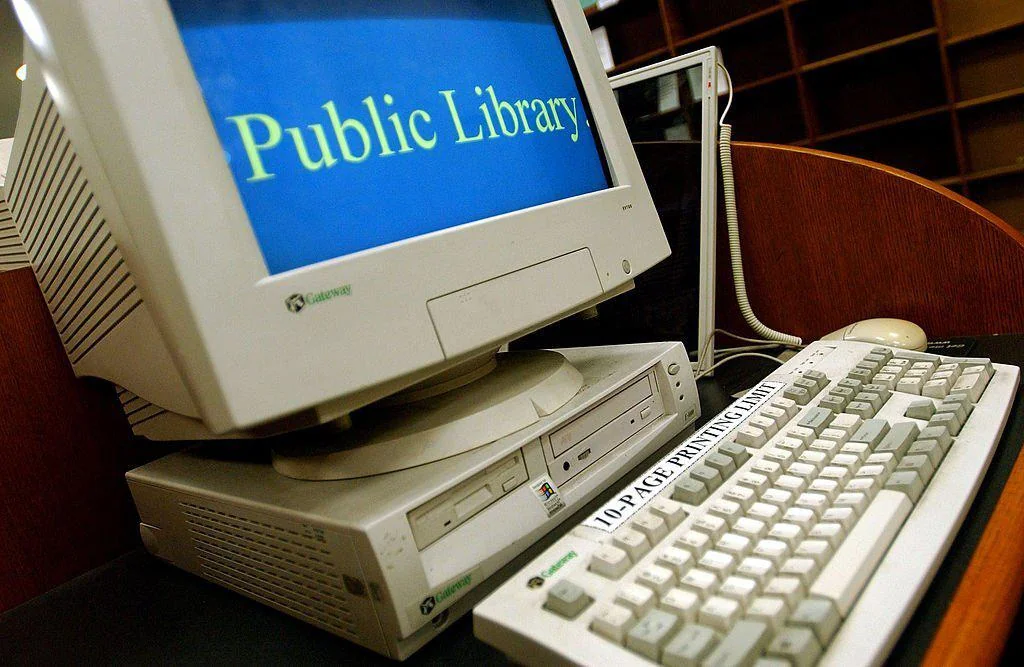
[6,1,671,461]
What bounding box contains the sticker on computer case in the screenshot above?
[582,380,785,533]
[530,475,566,518]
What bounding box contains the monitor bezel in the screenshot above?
[17,0,670,432]
[610,47,721,376]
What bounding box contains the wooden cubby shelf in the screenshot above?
[586,0,1024,230]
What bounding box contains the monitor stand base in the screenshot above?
[271,350,584,480]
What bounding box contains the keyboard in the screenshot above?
[474,341,1019,666]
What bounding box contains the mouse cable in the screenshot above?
[717,62,802,347]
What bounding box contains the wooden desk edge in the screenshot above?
[923,440,1024,666]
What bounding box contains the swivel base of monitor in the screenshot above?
[271,350,584,480]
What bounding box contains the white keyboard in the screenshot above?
[474,341,1019,666]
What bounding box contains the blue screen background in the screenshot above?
[168,1,611,275]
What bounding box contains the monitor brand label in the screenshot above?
[582,380,785,532]
[285,284,352,313]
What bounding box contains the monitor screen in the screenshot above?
[168,0,611,275]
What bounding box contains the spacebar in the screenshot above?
[810,490,912,616]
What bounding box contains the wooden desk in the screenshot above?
[2,142,1023,662]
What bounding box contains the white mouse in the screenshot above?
[821,318,928,351]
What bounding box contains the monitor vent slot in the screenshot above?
[116,386,167,427]
[180,502,359,639]
[4,89,142,364]
[0,196,29,272]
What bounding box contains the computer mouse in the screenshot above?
[821,318,928,351]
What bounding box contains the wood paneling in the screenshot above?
[0,267,140,612]
[710,142,1024,340]
[922,443,1024,666]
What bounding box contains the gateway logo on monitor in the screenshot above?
[285,284,352,313]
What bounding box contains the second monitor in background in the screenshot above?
[514,48,720,374]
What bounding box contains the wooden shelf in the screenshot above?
[800,29,938,73]
[607,47,671,75]
[815,105,949,143]
[733,70,796,94]
[587,0,1024,229]
[946,17,1024,46]
[956,87,1024,111]
[671,5,782,51]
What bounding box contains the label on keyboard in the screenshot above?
[582,380,785,532]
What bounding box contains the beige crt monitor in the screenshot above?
[6,1,672,475]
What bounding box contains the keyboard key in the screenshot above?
[545,579,591,618]
[616,582,656,617]
[676,530,712,558]
[905,399,936,421]
[819,427,850,445]
[950,373,986,402]
[637,564,677,596]
[703,620,771,667]
[614,529,651,562]
[896,377,923,395]
[747,502,781,524]
[657,546,695,577]
[940,395,973,422]
[699,596,743,632]
[673,477,709,505]
[786,427,817,447]
[779,557,819,586]
[626,609,679,660]
[770,397,799,419]
[716,533,753,559]
[836,378,864,393]
[885,470,926,502]
[919,425,953,451]
[849,419,890,447]
[698,550,736,578]
[794,539,832,567]
[929,412,962,436]
[808,522,845,549]
[690,466,723,492]
[590,603,636,644]
[833,492,869,515]
[922,378,950,399]
[705,453,737,479]
[680,568,719,600]
[854,391,884,413]
[738,472,769,495]
[660,588,701,623]
[651,497,688,528]
[753,539,791,566]
[719,576,758,606]
[734,425,768,448]
[759,407,789,429]
[793,378,820,396]
[790,598,842,645]
[709,499,743,523]
[897,454,935,485]
[760,488,793,511]
[810,490,913,615]
[747,597,789,632]
[633,512,669,545]
[822,506,857,532]
[662,624,717,667]
[748,416,779,438]
[751,459,782,483]
[817,395,846,413]
[736,557,776,587]
[763,576,804,608]
[870,347,893,362]
[590,545,631,579]
[798,407,833,435]
[782,507,816,531]
[719,442,752,466]
[733,517,768,542]
[804,370,830,391]
[724,486,757,512]
[840,441,871,462]
[907,439,944,468]
[865,451,898,474]
[767,522,804,551]
[783,386,811,406]
[808,478,840,502]
[875,422,920,457]
[828,413,863,437]
[694,514,728,541]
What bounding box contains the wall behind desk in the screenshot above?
[0,267,160,612]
